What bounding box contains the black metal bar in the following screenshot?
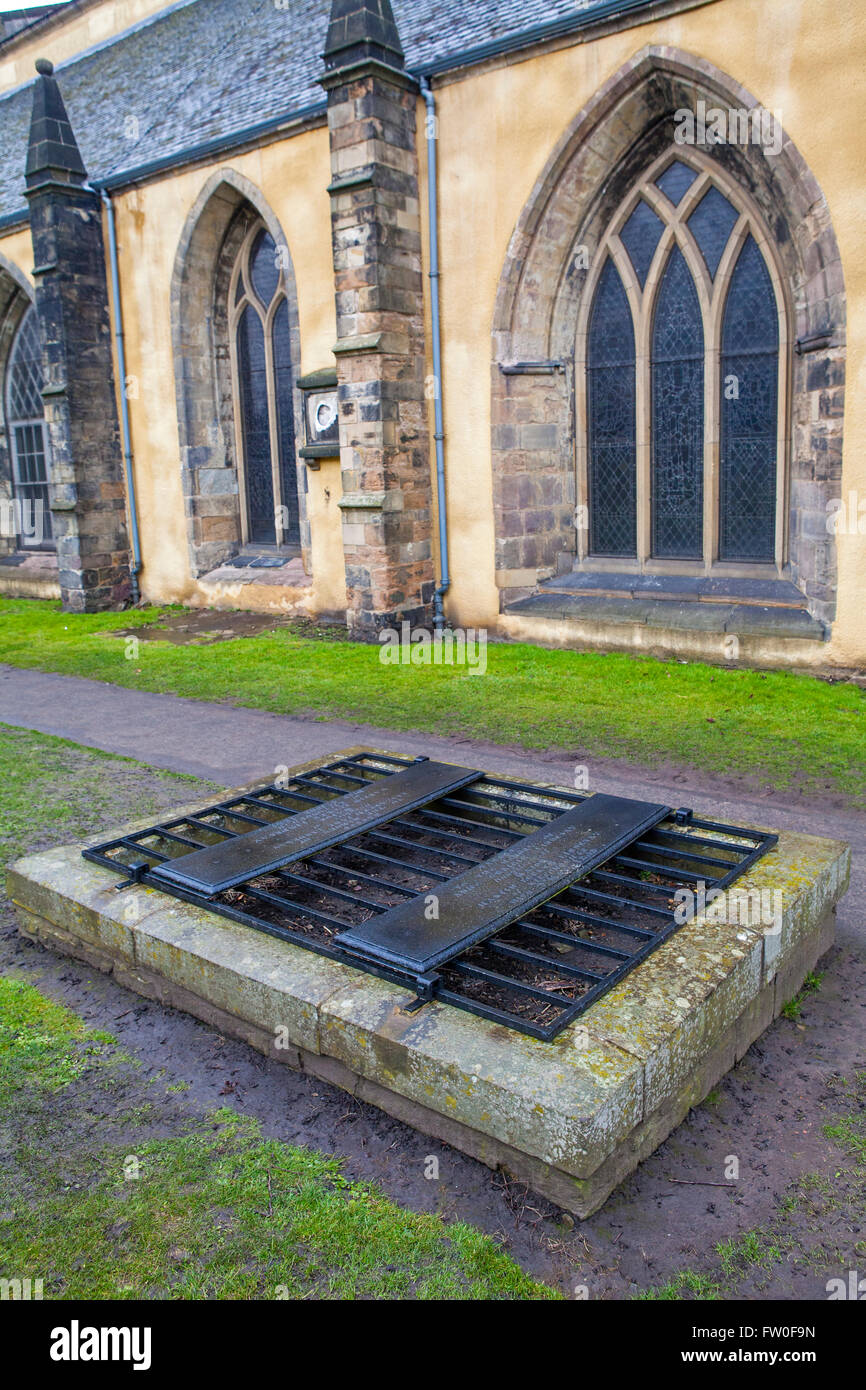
[210,803,269,826]
[185,817,237,838]
[304,855,416,897]
[449,959,575,1006]
[326,842,450,882]
[274,868,387,914]
[634,834,735,869]
[613,853,722,884]
[532,900,656,939]
[432,986,561,1041]
[488,938,607,981]
[561,883,674,919]
[241,792,313,811]
[148,827,209,850]
[475,776,586,806]
[358,827,480,866]
[83,754,777,1043]
[442,792,550,826]
[590,867,678,896]
[665,822,763,852]
[406,804,521,843]
[117,837,169,862]
[514,918,632,961]
[239,883,350,933]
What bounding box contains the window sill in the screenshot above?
[506,574,826,642]
[542,570,805,605]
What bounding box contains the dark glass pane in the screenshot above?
[587,259,636,556]
[249,228,280,308]
[7,308,53,548]
[719,236,779,562]
[619,200,664,289]
[687,186,739,278]
[655,160,697,206]
[651,247,704,558]
[11,424,52,545]
[272,298,300,545]
[236,304,276,544]
[7,306,44,420]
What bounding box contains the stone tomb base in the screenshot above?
[6,750,850,1218]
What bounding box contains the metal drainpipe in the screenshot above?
[95,184,142,603]
[419,75,449,630]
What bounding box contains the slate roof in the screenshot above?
[0,0,636,222]
[0,5,67,44]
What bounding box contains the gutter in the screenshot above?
[94,183,142,603]
[419,75,449,631]
[96,99,328,193]
[0,100,329,231]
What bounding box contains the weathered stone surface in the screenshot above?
[24,63,130,611]
[322,11,434,635]
[490,49,846,634]
[6,755,850,1217]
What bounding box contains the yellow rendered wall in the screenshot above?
[428,0,866,667]
[1,0,864,665]
[306,457,347,615]
[0,226,34,288]
[103,130,338,607]
[0,0,176,95]
[0,126,341,610]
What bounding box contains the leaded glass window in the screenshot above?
[4,305,53,550]
[619,200,664,290]
[654,159,697,207]
[719,236,779,561]
[686,187,739,280]
[651,247,704,558]
[587,259,636,556]
[580,151,785,571]
[229,221,299,548]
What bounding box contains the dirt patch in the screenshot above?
[109,610,350,647]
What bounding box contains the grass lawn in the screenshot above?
[0,723,556,1300]
[0,598,864,802]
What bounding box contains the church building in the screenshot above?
[0,0,861,670]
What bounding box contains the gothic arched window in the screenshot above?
[587,259,636,556]
[229,223,299,547]
[4,305,53,550]
[581,152,785,570]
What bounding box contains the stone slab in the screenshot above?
[6,749,850,1218]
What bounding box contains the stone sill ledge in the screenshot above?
[542,570,808,606]
[506,592,826,641]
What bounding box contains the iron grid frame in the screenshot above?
[84,752,778,1042]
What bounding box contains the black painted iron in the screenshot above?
[338,793,669,972]
[152,758,480,895]
[83,751,778,1041]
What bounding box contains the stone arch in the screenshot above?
[170,168,306,577]
[0,253,36,559]
[491,46,845,627]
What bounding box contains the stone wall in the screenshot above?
[169,171,307,578]
[491,47,846,626]
[0,261,30,560]
[27,184,131,609]
[323,20,434,634]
